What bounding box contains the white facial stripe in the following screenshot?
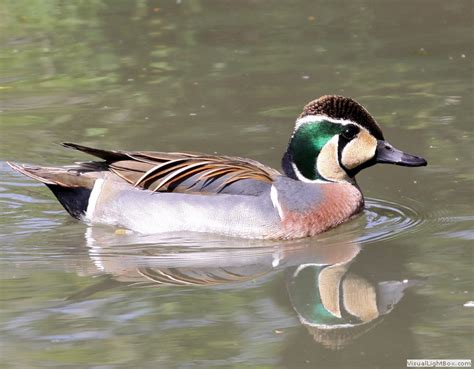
[85,179,104,220]
[294,115,360,131]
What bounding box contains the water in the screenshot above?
[1,1,473,368]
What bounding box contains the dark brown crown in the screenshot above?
[299,95,384,140]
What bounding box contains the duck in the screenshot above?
[8,95,427,239]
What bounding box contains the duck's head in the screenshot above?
[282,95,427,183]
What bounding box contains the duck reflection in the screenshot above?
[74,226,416,350]
[287,262,416,350]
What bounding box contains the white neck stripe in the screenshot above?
[290,162,330,183]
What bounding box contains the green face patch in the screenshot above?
[289,120,344,180]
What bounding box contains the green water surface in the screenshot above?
[1,1,472,368]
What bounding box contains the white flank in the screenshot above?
[85,179,104,220]
[270,185,284,219]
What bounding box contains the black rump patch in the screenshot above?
[46,185,92,219]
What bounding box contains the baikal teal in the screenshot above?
[8,95,427,240]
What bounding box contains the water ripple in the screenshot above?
[356,198,427,244]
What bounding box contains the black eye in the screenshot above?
[341,125,359,140]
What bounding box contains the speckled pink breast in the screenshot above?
[274,183,364,239]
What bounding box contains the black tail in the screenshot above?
[62,142,129,162]
[8,162,97,220]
